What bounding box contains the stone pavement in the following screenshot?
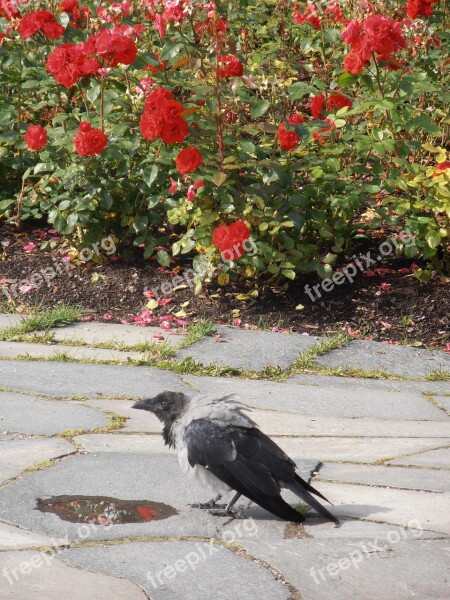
[0,316,449,599]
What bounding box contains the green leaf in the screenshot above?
[156,249,171,267]
[161,42,183,61]
[288,82,315,100]
[143,164,158,188]
[250,99,270,119]
[426,231,441,249]
[337,72,357,88]
[317,263,333,279]
[282,269,296,280]
[87,81,101,103]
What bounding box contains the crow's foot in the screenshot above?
[208,508,244,519]
[189,500,226,510]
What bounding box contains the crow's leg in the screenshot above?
[189,494,225,509]
[208,492,242,517]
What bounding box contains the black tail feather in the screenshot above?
[287,476,338,524]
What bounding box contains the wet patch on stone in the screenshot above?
[36,495,177,524]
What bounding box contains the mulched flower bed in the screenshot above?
[1,223,448,349]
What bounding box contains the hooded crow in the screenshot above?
[132,391,338,524]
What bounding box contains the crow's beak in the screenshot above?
[132,399,148,410]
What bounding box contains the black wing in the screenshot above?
[184,418,307,522]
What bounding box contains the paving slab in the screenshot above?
[317,462,450,492]
[61,541,291,600]
[0,521,62,550]
[179,326,321,370]
[303,518,445,540]
[314,339,450,378]
[291,373,450,394]
[387,447,450,469]
[239,538,450,600]
[0,392,108,435]
[0,452,319,541]
[84,399,161,432]
[0,438,75,484]
[52,322,184,347]
[0,314,24,329]
[83,400,450,438]
[0,360,188,397]
[184,375,448,420]
[435,395,450,413]
[0,551,149,599]
[0,340,143,362]
[316,481,450,534]
[74,433,450,464]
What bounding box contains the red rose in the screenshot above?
[94,29,137,67]
[160,118,189,144]
[277,114,303,151]
[327,92,353,112]
[293,5,321,29]
[61,0,79,12]
[24,125,47,151]
[144,87,173,112]
[175,146,203,175]
[139,110,162,141]
[0,0,20,20]
[163,99,184,124]
[212,220,250,260]
[74,122,108,156]
[41,20,65,39]
[19,10,64,39]
[344,51,366,74]
[218,55,244,77]
[46,44,81,87]
[310,93,325,119]
[313,118,336,144]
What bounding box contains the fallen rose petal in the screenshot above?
[233,318,241,327]
[363,270,376,277]
[102,313,112,320]
[19,285,35,294]
[23,242,36,252]
[152,334,165,340]
[380,282,391,290]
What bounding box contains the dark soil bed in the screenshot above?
[1,223,448,348]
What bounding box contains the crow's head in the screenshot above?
[132,391,188,424]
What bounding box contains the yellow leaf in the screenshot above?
[218,273,229,286]
[295,304,305,311]
[174,309,187,317]
[146,299,159,310]
[236,293,251,301]
[213,172,227,187]
[181,106,202,118]
[171,56,191,71]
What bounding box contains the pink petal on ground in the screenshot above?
[380,282,391,290]
[23,243,36,252]
[19,285,35,294]
[152,334,165,340]
[143,291,155,298]
[397,267,410,274]
[233,318,241,327]
[102,313,112,320]
[363,270,376,277]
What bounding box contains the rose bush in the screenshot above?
[0,0,448,286]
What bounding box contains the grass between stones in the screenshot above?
[0,305,80,341]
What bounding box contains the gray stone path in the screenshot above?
[0,317,449,599]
